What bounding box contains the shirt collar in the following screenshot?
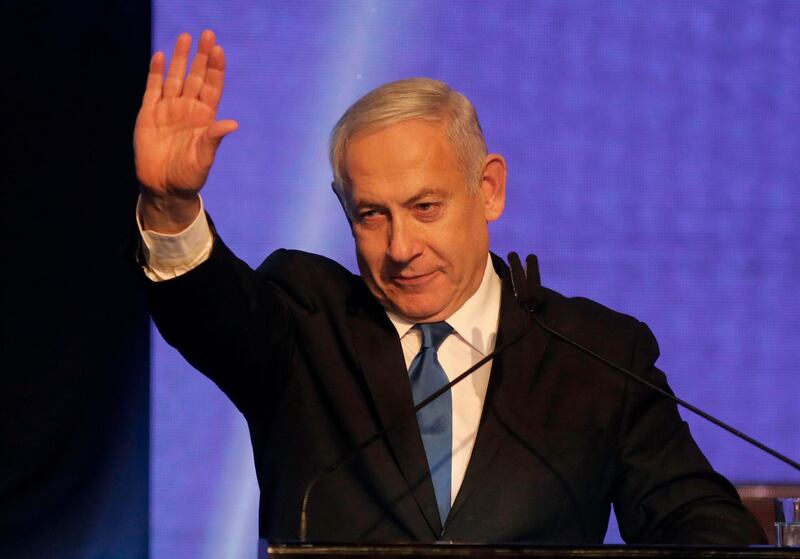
[385,254,502,356]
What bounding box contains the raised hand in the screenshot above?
[135,30,238,232]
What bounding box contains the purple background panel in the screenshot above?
[152,2,800,557]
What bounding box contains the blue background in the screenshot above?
[151,2,800,557]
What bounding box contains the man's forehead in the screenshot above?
[345,119,448,162]
[346,116,447,145]
[345,120,456,178]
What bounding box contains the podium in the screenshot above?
[260,542,800,559]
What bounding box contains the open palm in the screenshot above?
[134,30,238,196]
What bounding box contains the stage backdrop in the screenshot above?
[151,2,800,557]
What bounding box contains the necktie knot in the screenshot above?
[416,322,453,351]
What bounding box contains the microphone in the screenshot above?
[507,251,800,474]
[298,319,533,541]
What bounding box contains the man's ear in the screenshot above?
[331,181,354,228]
[479,154,507,222]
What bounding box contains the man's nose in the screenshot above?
[386,218,422,263]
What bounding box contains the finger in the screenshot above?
[207,119,239,140]
[183,29,216,99]
[199,45,226,113]
[163,33,192,98]
[197,120,237,169]
[141,52,165,108]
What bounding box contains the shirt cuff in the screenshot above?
[136,195,214,282]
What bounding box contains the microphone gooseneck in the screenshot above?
[508,251,800,474]
[298,324,533,541]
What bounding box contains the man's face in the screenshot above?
[340,119,505,323]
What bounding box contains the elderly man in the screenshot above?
[135,31,764,544]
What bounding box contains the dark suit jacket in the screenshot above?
[146,236,765,545]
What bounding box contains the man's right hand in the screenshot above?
[135,30,238,233]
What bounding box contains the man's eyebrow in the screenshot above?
[403,188,449,205]
[351,197,384,210]
[351,188,448,209]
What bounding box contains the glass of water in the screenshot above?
[775,497,800,547]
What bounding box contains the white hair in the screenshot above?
[329,77,488,195]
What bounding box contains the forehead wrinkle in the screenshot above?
[345,120,450,177]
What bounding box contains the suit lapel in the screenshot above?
[446,257,551,528]
[346,292,442,537]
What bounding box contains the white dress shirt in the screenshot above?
[385,257,501,505]
[138,198,503,505]
[137,197,214,282]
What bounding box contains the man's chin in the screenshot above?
[386,297,451,323]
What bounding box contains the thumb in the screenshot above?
[197,119,239,167]
[208,119,239,140]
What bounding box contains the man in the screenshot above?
[135,31,765,544]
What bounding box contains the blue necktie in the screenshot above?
[409,322,454,525]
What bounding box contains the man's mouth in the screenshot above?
[390,270,438,287]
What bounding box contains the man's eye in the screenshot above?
[358,209,382,221]
[415,202,441,216]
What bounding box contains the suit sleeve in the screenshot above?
[145,232,294,416]
[612,323,766,545]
